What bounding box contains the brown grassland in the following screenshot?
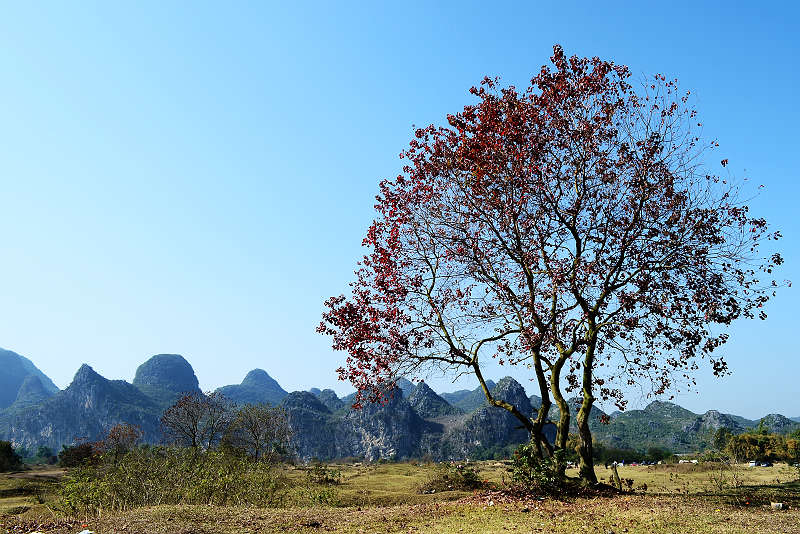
[1,462,798,533]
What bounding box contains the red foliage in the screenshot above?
[319,45,784,416]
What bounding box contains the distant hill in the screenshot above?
[132,354,202,410]
[216,369,288,406]
[759,414,800,434]
[9,375,54,410]
[590,401,800,453]
[440,380,496,413]
[0,348,59,409]
[407,382,463,418]
[395,378,415,397]
[438,378,556,459]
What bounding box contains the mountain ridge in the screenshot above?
[0,348,59,410]
[1,348,797,459]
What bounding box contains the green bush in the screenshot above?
[0,441,23,472]
[306,462,342,485]
[295,483,340,506]
[59,443,99,467]
[59,446,288,516]
[509,442,563,496]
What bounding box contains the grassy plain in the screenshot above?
[1,462,799,533]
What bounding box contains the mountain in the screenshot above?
[439,377,555,459]
[590,400,699,452]
[336,388,430,461]
[2,349,797,460]
[407,382,462,418]
[9,375,54,410]
[440,380,496,413]
[589,402,800,453]
[682,410,745,435]
[216,369,288,406]
[0,364,161,450]
[395,378,415,397]
[132,354,202,410]
[792,416,800,423]
[314,389,345,413]
[759,414,800,434]
[282,388,431,461]
[281,392,338,459]
[0,349,59,409]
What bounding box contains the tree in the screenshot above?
[161,392,233,450]
[223,404,293,462]
[97,423,143,463]
[0,441,22,472]
[711,428,734,452]
[58,442,97,467]
[319,45,783,484]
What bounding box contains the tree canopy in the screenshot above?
[320,45,783,483]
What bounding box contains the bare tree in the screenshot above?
[223,404,293,462]
[161,392,234,449]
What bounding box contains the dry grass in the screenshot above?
[0,467,62,523]
[2,461,799,533]
[5,496,797,534]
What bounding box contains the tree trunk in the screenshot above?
[549,364,570,476]
[530,354,554,459]
[576,336,598,484]
[576,393,597,483]
[610,462,622,490]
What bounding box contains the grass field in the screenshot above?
[1,462,798,533]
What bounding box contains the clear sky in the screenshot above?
[0,2,797,419]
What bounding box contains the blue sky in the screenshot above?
[0,2,797,418]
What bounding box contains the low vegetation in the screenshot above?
[0,443,22,473]
[59,447,288,515]
[1,458,799,533]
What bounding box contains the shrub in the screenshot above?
[295,483,340,506]
[420,462,483,493]
[306,462,342,485]
[58,443,99,467]
[508,442,563,496]
[0,441,23,472]
[97,423,143,463]
[59,446,288,516]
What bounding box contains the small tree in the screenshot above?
[223,404,293,462]
[161,392,233,449]
[58,442,98,467]
[0,441,22,472]
[98,423,144,463]
[320,44,783,484]
[712,428,734,452]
